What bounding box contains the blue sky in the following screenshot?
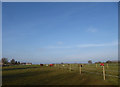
[2,2,118,64]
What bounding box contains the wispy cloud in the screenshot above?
[46,46,71,49]
[77,41,117,48]
[46,41,118,49]
[87,27,98,33]
[57,41,63,45]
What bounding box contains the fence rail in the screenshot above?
[54,63,119,80]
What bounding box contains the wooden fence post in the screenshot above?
[59,64,61,69]
[96,64,97,68]
[55,64,56,67]
[58,64,60,69]
[103,66,105,80]
[107,63,108,68]
[80,65,81,74]
[69,64,71,71]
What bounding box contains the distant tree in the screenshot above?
[17,61,20,65]
[61,62,64,64]
[1,58,8,64]
[95,62,98,64]
[10,59,16,65]
[118,60,120,63]
[106,60,112,63]
[97,61,101,63]
[88,60,92,64]
[15,61,18,65]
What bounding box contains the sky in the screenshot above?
[2,2,118,64]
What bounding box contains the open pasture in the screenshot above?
[2,63,119,85]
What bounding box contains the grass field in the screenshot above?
[2,63,119,85]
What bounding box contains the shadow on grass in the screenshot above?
[2,69,53,83]
[2,67,40,71]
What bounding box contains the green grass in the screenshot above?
[2,63,119,85]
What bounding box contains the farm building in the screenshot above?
[26,63,32,65]
[21,62,32,65]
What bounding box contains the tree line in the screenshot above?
[88,60,119,64]
[1,58,118,66]
[1,58,21,65]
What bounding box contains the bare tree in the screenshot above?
[1,58,8,64]
[88,60,92,64]
[106,60,112,63]
[10,59,16,65]
[17,61,20,64]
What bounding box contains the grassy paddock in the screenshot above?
[2,63,119,85]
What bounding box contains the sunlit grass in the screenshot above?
[2,63,118,85]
